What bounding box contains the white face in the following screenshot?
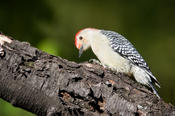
[75,28,92,50]
[75,28,99,57]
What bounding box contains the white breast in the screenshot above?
[89,32,131,73]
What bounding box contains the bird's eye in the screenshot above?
[79,36,83,40]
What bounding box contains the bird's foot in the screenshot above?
[102,65,119,74]
[88,59,117,73]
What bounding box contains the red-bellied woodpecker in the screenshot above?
[75,28,160,98]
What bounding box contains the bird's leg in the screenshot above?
[101,64,120,74]
[88,59,117,74]
[89,59,111,69]
[88,59,112,72]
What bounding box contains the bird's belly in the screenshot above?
[90,33,131,73]
[98,50,130,73]
[92,46,131,73]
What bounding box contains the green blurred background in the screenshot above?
[0,0,175,115]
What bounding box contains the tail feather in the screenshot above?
[148,82,160,99]
[131,65,160,98]
[145,70,160,88]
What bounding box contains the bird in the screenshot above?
[75,28,160,98]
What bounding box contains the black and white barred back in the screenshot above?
[100,30,160,86]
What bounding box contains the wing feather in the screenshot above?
[100,30,160,86]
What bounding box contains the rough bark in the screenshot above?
[0,35,174,116]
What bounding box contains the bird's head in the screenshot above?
[75,28,98,57]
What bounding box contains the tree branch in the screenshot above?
[0,34,174,116]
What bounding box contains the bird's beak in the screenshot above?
[79,45,84,57]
